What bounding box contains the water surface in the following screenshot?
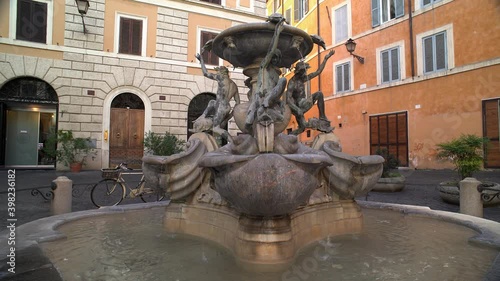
[41,208,498,281]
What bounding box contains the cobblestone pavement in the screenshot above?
[0,168,499,228]
[357,169,500,222]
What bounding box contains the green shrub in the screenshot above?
[375,148,401,178]
[143,131,185,156]
[436,134,489,180]
[43,130,93,167]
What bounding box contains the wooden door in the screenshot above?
[109,108,144,168]
[483,99,500,168]
[370,112,408,166]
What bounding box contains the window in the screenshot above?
[201,0,221,4]
[200,31,219,66]
[334,5,348,44]
[376,41,405,84]
[335,62,351,93]
[16,0,48,43]
[422,31,447,73]
[116,14,147,56]
[422,0,442,7]
[371,0,404,27]
[416,24,453,75]
[274,0,281,13]
[285,9,292,24]
[381,47,400,83]
[294,0,308,22]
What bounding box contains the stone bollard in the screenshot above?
[51,176,73,216]
[459,177,483,218]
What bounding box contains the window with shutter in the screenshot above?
[119,17,143,56]
[294,0,308,22]
[334,5,348,44]
[274,0,281,13]
[381,47,400,83]
[335,62,351,93]
[285,9,292,24]
[16,0,48,43]
[371,0,404,27]
[200,31,219,66]
[422,0,442,7]
[422,31,447,74]
[200,0,222,4]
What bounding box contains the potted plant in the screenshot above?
[371,148,405,192]
[143,131,185,156]
[436,134,499,205]
[44,130,93,172]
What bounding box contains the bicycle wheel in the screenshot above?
[91,179,125,208]
[139,181,166,203]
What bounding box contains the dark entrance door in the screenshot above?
[483,99,500,168]
[0,77,58,167]
[109,94,145,168]
[369,112,408,166]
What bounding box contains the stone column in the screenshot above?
[459,177,483,218]
[51,176,73,216]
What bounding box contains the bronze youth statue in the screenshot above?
[286,50,335,135]
[193,52,240,142]
[245,17,287,132]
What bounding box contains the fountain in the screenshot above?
[2,15,499,281]
[139,16,383,270]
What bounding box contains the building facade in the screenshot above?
[269,0,500,169]
[0,0,266,169]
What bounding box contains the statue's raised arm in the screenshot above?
[195,53,216,81]
[307,50,335,81]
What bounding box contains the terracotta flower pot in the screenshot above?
[70,162,82,173]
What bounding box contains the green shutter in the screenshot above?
[294,0,299,22]
[395,0,404,18]
[371,0,380,27]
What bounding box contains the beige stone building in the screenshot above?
[0,0,266,169]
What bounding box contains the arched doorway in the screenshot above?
[109,93,145,168]
[0,77,58,167]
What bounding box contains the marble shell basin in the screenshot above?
[212,22,314,68]
[199,151,332,217]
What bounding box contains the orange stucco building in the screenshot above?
[268,0,500,169]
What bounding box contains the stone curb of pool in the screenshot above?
[358,201,500,281]
[1,200,499,281]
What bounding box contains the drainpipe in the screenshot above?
[317,0,321,89]
[408,0,415,77]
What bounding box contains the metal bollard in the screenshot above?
[459,177,483,218]
[51,176,73,215]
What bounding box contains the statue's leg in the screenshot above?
[291,115,307,135]
[263,77,287,108]
[201,100,217,118]
[213,126,233,144]
[312,92,327,120]
[213,103,231,128]
[245,97,260,131]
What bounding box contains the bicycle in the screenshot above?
[90,163,165,208]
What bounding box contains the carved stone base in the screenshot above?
[163,200,363,271]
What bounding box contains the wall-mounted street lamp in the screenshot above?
[75,0,90,34]
[345,38,365,64]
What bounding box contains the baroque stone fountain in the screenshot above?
[142,15,384,270]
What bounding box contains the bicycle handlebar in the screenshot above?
[116,162,133,170]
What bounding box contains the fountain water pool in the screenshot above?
[39,206,498,281]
